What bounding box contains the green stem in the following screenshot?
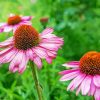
[92,96,94,100]
[30,61,43,100]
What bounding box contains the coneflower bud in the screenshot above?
[40,17,49,29]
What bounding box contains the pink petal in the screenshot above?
[0,27,4,33]
[11,65,18,73]
[3,25,13,32]
[33,47,47,58]
[76,85,81,95]
[13,22,32,32]
[60,70,79,81]
[93,75,100,87]
[62,61,79,68]
[0,47,13,56]
[9,51,23,72]
[34,56,42,69]
[41,38,63,44]
[67,80,75,91]
[13,25,19,33]
[39,43,60,51]
[18,53,29,73]
[21,16,33,21]
[94,88,100,100]
[67,73,86,91]
[19,21,32,25]
[0,37,13,48]
[89,79,96,95]
[0,23,6,27]
[81,75,92,95]
[0,48,18,64]
[46,57,53,64]
[41,28,54,35]
[41,33,56,39]
[59,69,79,75]
[46,50,56,58]
[26,49,34,60]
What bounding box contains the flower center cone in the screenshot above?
[14,25,39,50]
[79,51,100,75]
[8,15,22,25]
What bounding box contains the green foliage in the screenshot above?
[0,0,99,100]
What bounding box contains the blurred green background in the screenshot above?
[0,0,100,100]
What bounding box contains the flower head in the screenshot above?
[14,25,39,50]
[60,51,100,100]
[0,14,33,33]
[0,25,63,73]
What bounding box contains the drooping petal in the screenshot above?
[19,21,32,25]
[60,70,79,81]
[41,28,53,35]
[39,42,61,51]
[12,25,20,33]
[18,53,29,73]
[13,22,32,33]
[93,75,100,87]
[21,16,33,21]
[9,51,23,72]
[41,38,63,44]
[0,37,13,48]
[0,48,18,64]
[0,27,4,33]
[33,56,42,69]
[81,75,92,95]
[26,49,34,60]
[33,47,47,58]
[3,25,13,32]
[94,88,100,100]
[46,50,56,58]
[41,33,57,39]
[26,49,42,68]
[11,65,19,73]
[0,23,6,27]
[89,79,96,95]
[76,85,81,95]
[46,57,53,64]
[0,47,13,56]
[62,61,79,68]
[67,73,86,91]
[59,69,79,75]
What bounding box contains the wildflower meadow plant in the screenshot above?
[60,51,100,100]
[0,19,63,99]
[0,14,33,33]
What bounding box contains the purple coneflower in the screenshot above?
[60,51,100,100]
[0,14,33,33]
[0,24,63,73]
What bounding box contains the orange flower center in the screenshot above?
[14,25,39,50]
[8,15,22,25]
[79,51,100,75]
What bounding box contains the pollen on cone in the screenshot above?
[14,25,39,50]
[79,51,100,75]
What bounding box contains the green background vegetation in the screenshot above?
[0,0,100,100]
